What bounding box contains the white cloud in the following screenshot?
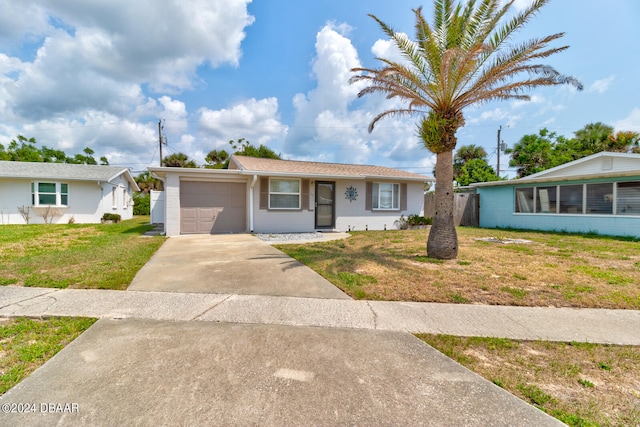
[158,97,188,134]
[468,108,521,127]
[0,2,50,44]
[14,111,159,169]
[371,37,405,63]
[511,95,544,109]
[0,0,255,170]
[285,24,365,158]
[1,0,254,122]
[586,75,615,94]
[613,108,640,132]
[284,23,432,171]
[198,97,288,150]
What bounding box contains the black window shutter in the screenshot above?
[365,182,372,211]
[301,179,309,210]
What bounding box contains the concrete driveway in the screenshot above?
[128,234,349,299]
[0,319,563,427]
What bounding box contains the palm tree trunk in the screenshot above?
[427,149,458,259]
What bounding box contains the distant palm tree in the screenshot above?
[163,152,198,168]
[453,144,487,180]
[351,0,582,259]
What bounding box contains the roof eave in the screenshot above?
[472,170,640,187]
[148,167,430,182]
[107,169,140,192]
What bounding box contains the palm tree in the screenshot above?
[351,0,582,259]
[163,152,198,168]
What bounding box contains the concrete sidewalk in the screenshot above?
[1,286,638,345]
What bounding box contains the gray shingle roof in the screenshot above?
[231,155,431,181]
[0,161,136,186]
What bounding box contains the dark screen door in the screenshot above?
[315,181,334,228]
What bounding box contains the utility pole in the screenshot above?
[496,125,502,176]
[158,120,163,167]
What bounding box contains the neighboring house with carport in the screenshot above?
[471,152,640,237]
[148,155,431,236]
[0,161,139,224]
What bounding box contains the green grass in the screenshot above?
[0,216,165,290]
[0,317,97,394]
[501,286,529,299]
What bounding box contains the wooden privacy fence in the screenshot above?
[424,192,479,227]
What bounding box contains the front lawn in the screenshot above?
[0,317,97,394]
[419,334,640,427]
[275,227,640,309]
[0,217,165,290]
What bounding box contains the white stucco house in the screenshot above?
[471,152,640,237]
[149,155,431,236]
[0,161,139,225]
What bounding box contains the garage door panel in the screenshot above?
[180,208,198,234]
[180,181,246,234]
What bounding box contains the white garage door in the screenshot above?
[180,181,246,234]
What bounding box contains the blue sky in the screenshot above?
[1,0,639,178]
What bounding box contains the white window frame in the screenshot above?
[31,182,69,207]
[121,185,127,210]
[372,182,400,211]
[112,187,118,209]
[268,178,301,210]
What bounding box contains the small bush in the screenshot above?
[396,214,433,229]
[406,214,433,226]
[101,213,121,222]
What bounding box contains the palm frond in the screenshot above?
[350,0,582,136]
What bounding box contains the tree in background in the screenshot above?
[453,144,501,186]
[133,171,164,216]
[508,123,640,177]
[0,135,109,165]
[162,152,198,168]
[204,149,229,169]
[350,0,581,259]
[506,128,570,177]
[135,171,163,193]
[230,138,281,160]
[205,138,281,169]
[570,122,613,156]
[607,130,640,153]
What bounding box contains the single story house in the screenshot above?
[148,155,431,236]
[471,152,640,237]
[0,161,139,224]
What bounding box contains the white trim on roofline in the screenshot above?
[147,166,431,182]
[524,151,640,180]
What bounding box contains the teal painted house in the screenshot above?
[471,152,640,238]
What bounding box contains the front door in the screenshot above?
[315,181,334,229]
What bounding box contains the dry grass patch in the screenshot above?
[418,334,640,427]
[276,228,640,308]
